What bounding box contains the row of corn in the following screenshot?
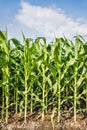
[0,31,87,125]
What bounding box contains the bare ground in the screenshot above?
[0,111,87,130]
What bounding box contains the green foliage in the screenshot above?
[0,31,87,124]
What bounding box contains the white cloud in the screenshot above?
[15,1,87,40]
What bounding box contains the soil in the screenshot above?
[0,111,87,130]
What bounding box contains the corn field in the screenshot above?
[0,31,87,124]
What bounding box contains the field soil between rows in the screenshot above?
[0,111,87,130]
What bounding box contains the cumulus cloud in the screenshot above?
[15,1,87,40]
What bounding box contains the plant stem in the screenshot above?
[31,88,33,114]
[74,75,77,122]
[42,65,45,122]
[2,84,5,119]
[24,71,28,123]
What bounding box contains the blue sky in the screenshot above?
[26,0,87,18]
[0,0,87,40]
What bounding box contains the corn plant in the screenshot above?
[35,37,51,121]
[10,38,23,115]
[0,31,10,123]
